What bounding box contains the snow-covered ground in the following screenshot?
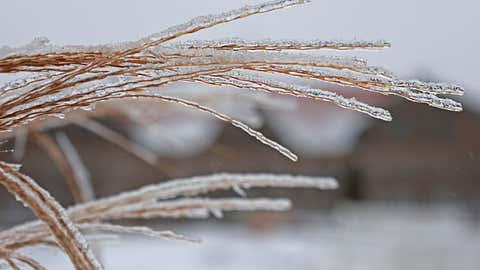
[21,203,480,270]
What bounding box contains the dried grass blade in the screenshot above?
[118,93,298,161]
[73,118,158,165]
[70,173,337,216]
[32,132,94,203]
[175,38,391,51]
[0,161,103,270]
[5,258,21,270]
[100,198,291,221]
[13,128,28,161]
[78,223,201,243]
[10,254,46,270]
[55,132,95,202]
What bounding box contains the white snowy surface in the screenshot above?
[17,204,480,270]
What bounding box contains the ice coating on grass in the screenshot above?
[97,198,292,221]
[1,1,309,58]
[201,71,393,121]
[257,64,463,111]
[158,48,369,69]
[175,38,391,51]
[141,0,308,44]
[79,223,201,243]
[69,173,338,214]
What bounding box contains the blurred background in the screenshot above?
[1,0,479,269]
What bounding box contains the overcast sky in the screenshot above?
[1,0,479,107]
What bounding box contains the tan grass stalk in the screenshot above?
[31,132,94,203]
[72,118,158,165]
[55,132,95,202]
[0,162,102,270]
[9,254,46,270]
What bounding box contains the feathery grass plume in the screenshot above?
[0,0,465,269]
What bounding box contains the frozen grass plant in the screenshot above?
[0,0,463,269]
